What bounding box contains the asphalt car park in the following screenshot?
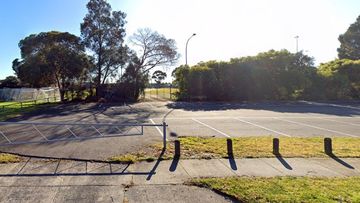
[1,101,360,160]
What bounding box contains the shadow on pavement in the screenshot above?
[166,101,360,116]
[146,148,165,180]
[274,153,293,170]
[226,139,237,170]
[169,158,179,172]
[326,152,355,169]
[0,152,167,178]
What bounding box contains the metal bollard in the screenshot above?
[163,122,167,150]
[324,137,332,155]
[174,140,181,158]
[227,138,234,158]
[273,138,280,155]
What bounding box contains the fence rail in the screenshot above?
[0,121,168,149]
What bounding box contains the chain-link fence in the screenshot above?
[143,87,178,101]
[0,87,60,102]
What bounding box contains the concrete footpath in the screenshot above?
[0,157,359,202]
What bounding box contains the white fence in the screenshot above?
[0,87,60,102]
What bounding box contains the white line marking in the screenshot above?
[191,118,231,138]
[274,117,358,137]
[149,119,165,138]
[315,117,360,127]
[149,116,360,120]
[234,118,290,137]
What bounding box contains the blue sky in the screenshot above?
[1,0,360,80]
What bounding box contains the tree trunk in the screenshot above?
[60,90,65,102]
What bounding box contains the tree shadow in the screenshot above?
[166,101,360,116]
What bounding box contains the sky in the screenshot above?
[0,0,359,81]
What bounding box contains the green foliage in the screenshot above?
[0,101,57,121]
[338,15,360,60]
[318,59,360,99]
[81,0,127,96]
[174,49,317,101]
[152,70,167,84]
[12,31,92,101]
[0,76,20,88]
[112,56,148,101]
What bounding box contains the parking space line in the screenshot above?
[274,117,358,137]
[315,117,360,127]
[149,119,168,141]
[234,118,290,137]
[191,118,231,138]
[150,116,360,120]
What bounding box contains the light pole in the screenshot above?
[185,33,196,66]
[294,35,299,53]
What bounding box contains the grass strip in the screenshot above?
[0,101,57,121]
[0,153,22,163]
[190,176,360,203]
[108,136,360,163]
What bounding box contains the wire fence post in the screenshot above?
[163,122,167,150]
[169,85,172,100]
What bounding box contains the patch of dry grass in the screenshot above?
[0,153,22,163]
[107,136,360,162]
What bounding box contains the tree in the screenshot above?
[174,50,316,101]
[114,28,178,101]
[0,76,20,88]
[318,59,360,99]
[115,54,148,101]
[81,0,127,96]
[338,15,360,60]
[151,70,167,98]
[152,70,167,84]
[129,28,179,74]
[12,31,92,101]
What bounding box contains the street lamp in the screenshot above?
[294,35,299,53]
[185,33,196,66]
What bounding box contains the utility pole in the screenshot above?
[294,35,299,53]
[185,33,196,65]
